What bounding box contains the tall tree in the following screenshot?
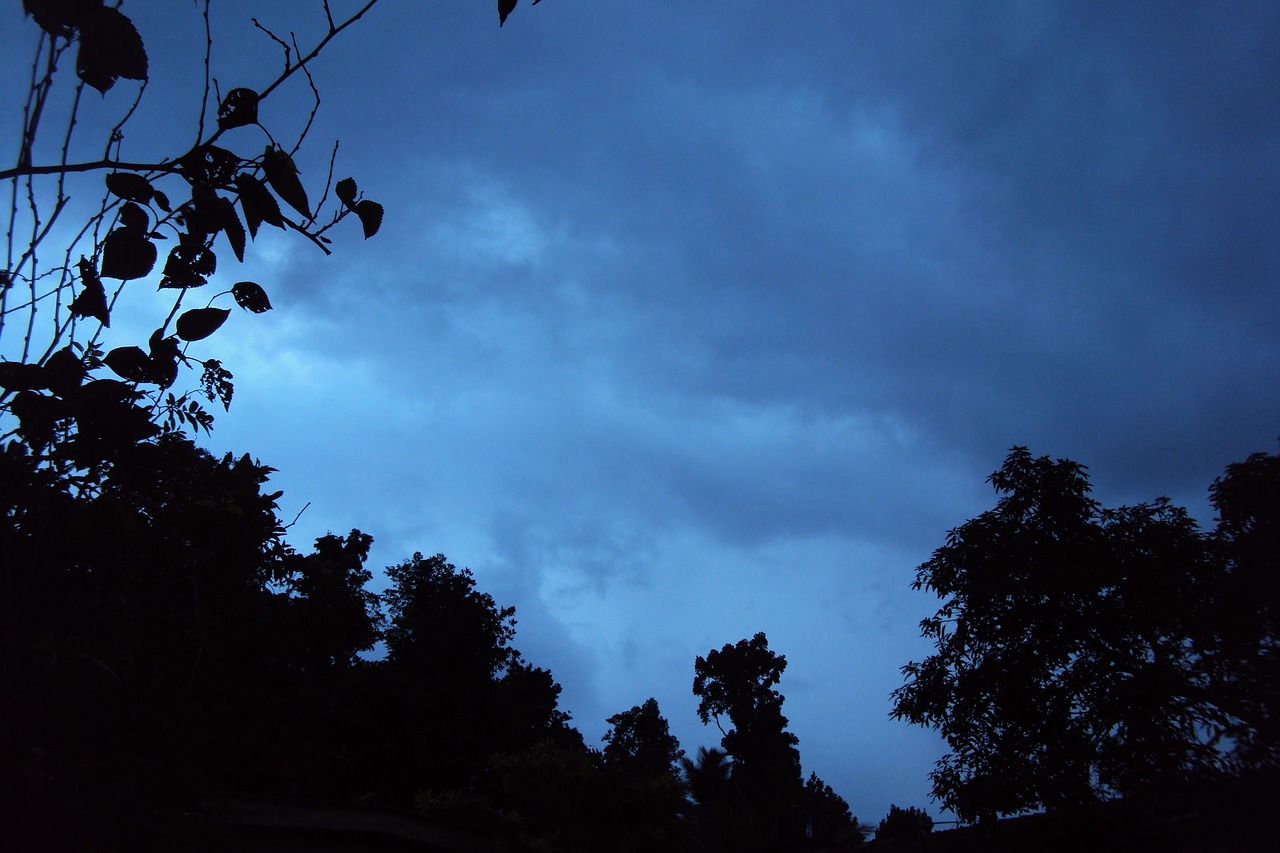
[694,632,803,840]
[891,447,1226,823]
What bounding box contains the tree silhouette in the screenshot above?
[694,632,805,844]
[377,552,577,802]
[891,447,1229,823]
[602,697,685,778]
[875,803,934,841]
[1208,448,1280,772]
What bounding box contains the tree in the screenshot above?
[378,552,577,801]
[875,804,933,841]
[1207,449,1280,771]
[799,772,861,845]
[681,747,738,852]
[602,697,685,778]
[693,632,804,842]
[891,447,1226,823]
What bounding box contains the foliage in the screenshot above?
[890,446,1244,823]
[875,803,934,841]
[602,697,685,778]
[377,553,578,802]
[693,633,819,847]
[800,772,862,845]
[0,1,586,842]
[1207,449,1280,771]
[694,632,803,796]
[1,1,384,478]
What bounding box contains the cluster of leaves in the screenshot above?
[2,1,383,475]
[892,445,1280,824]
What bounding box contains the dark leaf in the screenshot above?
[75,6,148,94]
[147,331,180,388]
[23,0,104,38]
[181,185,223,240]
[118,201,148,231]
[232,281,272,313]
[0,361,47,392]
[261,145,309,218]
[217,87,259,131]
[70,256,110,326]
[44,347,87,396]
[10,390,59,450]
[103,346,151,382]
[499,0,517,27]
[99,226,156,280]
[62,380,159,450]
[354,199,383,239]
[221,199,246,262]
[176,307,230,342]
[159,244,217,288]
[335,177,358,207]
[236,173,285,236]
[152,189,171,212]
[178,144,240,187]
[105,171,153,203]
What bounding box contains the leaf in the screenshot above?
[499,0,517,27]
[335,177,357,207]
[44,347,87,396]
[103,346,151,382]
[236,173,285,236]
[217,87,259,131]
[178,144,240,187]
[75,5,147,94]
[176,307,230,342]
[262,145,309,218]
[99,227,156,280]
[220,198,246,262]
[147,331,180,388]
[232,281,272,313]
[23,0,104,38]
[354,199,384,239]
[70,256,110,326]
[118,201,148,231]
[159,244,216,288]
[152,189,171,212]
[10,390,58,450]
[0,361,48,392]
[105,172,153,203]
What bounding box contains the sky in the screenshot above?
[4,0,1279,825]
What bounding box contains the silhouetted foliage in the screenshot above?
[694,633,803,801]
[603,697,686,778]
[1207,449,1280,771]
[891,446,1255,823]
[377,553,577,803]
[800,771,862,845]
[875,803,933,841]
[694,632,838,848]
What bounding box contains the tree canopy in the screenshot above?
[891,445,1277,823]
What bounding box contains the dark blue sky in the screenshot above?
[5,0,1278,822]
